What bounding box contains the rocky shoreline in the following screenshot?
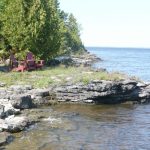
[1,53,150,146]
[49,52,102,67]
[1,79,150,135]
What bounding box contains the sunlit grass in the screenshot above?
[0,66,128,88]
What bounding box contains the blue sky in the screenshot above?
[60,0,150,48]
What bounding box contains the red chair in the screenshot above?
[36,59,44,69]
[26,52,44,70]
[10,54,18,70]
[10,54,26,72]
[26,52,37,71]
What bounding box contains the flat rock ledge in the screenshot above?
[52,80,150,104]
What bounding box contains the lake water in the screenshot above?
[87,47,150,81]
[5,104,150,150]
[4,47,150,150]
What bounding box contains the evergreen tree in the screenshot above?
[0,0,63,60]
[64,13,85,53]
[0,0,8,59]
[0,0,85,60]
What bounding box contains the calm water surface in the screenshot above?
[4,47,150,150]
[5,104,150,150]
[87,47,150,81]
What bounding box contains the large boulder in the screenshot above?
[10,94,33,109]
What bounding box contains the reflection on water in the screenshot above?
[4,104,150,150]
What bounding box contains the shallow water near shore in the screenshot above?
[4,104,150,150]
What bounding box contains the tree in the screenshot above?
[64,13,85,53]
[0,0,63,61]
[0,0,9,59]
[0,0,85,61]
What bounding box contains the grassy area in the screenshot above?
[0,66,129,88]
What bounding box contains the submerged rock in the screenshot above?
[0,132,14,146]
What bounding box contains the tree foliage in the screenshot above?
[65,13,84,52]
[0,0,85,61]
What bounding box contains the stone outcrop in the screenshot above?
[51,80,150,104]
[51,52,102,67]
[0,79,150,138]
[0,84,51,139]
[1,80,150,112]
[0,85,51,109]
[71,53,102,67]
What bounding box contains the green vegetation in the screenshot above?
[0,0,85,61]
[0,67,127,88]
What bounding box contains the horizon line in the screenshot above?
[85,46,150,49]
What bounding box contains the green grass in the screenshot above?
[0,66,128,88]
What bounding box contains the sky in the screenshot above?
[59,0,150,48]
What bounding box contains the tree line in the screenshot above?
[0,0,85,61]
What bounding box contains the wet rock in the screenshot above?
[0,105,4,118]
[0,132,14,146]
[0,115,29,133]
[4,104,20,117]
[0,99,20,118]
[10,95,33,109]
